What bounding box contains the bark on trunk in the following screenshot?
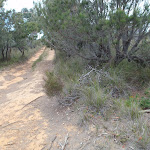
[2,48,5,60]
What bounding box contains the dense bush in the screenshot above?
[36,0,150,67]
[44,72,63,96]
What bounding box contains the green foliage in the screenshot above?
[35,0,150,67]
[0,5,40,62]
[54,51,86,82]
[113,98,141,120]
[109,60,150,88]
[109,9,128,30]
[126,89,150,110]
[125,93,150,110]
[44,72,63,96]
[81,86,107,112]
[140,98,150,109]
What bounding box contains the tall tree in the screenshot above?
[35,0,150,66]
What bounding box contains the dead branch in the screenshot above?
[1,121,22,129]
[139,109,150,113]
[20,96,43,110]
[79,142,90,150]
[58,95,80,106]
[59,133,69,150]
[41,136,57,150]
[49,136,57,150]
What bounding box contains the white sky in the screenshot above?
[4,0,41,12]
[4,0,149,12]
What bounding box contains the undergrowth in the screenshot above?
[44,71,63,96]
[110,60,150,89]
[45,51,150,149]
[0,46,42,70]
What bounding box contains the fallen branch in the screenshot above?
[59,133,69,150]
[41,136,57,150]
[1,121,22,129]
[49,136,57,150]
[79,142,90,150]
[21,96,43,110]
[58,95,80,106]
[139,109,150,113]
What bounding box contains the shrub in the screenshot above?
[44,71,63,96]
[140,98,150,110]
[112,60,150,88]
[127,102,141,120]
[133,117,150,150]
[113,98,141,120]
[81,86,107,112]
[55,55,86,82]
[125,94,150,110]
[104,67,130,97]
[140,88,150,109]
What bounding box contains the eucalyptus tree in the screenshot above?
[0,9,14,60]
[0,8,6,60]
[12,11,28,56]
[13,9,39,55]
[0,6,39,60]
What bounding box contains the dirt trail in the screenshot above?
[0,47,122,150]
[0,47,49,149]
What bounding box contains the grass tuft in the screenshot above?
[81,86,107,112]
[44,71,63,96]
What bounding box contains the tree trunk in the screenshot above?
[6,44,9,61]
[2,48,5,60]
[114,52,125,65]
[8,47,12,60]
[22,49,25,56]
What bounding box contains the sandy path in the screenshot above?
[0,47,53,150]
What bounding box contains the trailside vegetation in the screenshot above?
[0,2,41,65]
[35,0,150,149]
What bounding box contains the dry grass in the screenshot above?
[52,50,150,149]
[44,71,63,96]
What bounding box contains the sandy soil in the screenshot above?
[0,47,123,150]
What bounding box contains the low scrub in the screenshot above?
[126,94,150,110]
[114,98,141,120]
[44,71,63,96]
[81,86,107,112]
[53,50,150,149]
[111,60,150,88]
[140,88,150,109]
[140,98,150,110]
[54,51,86,82]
